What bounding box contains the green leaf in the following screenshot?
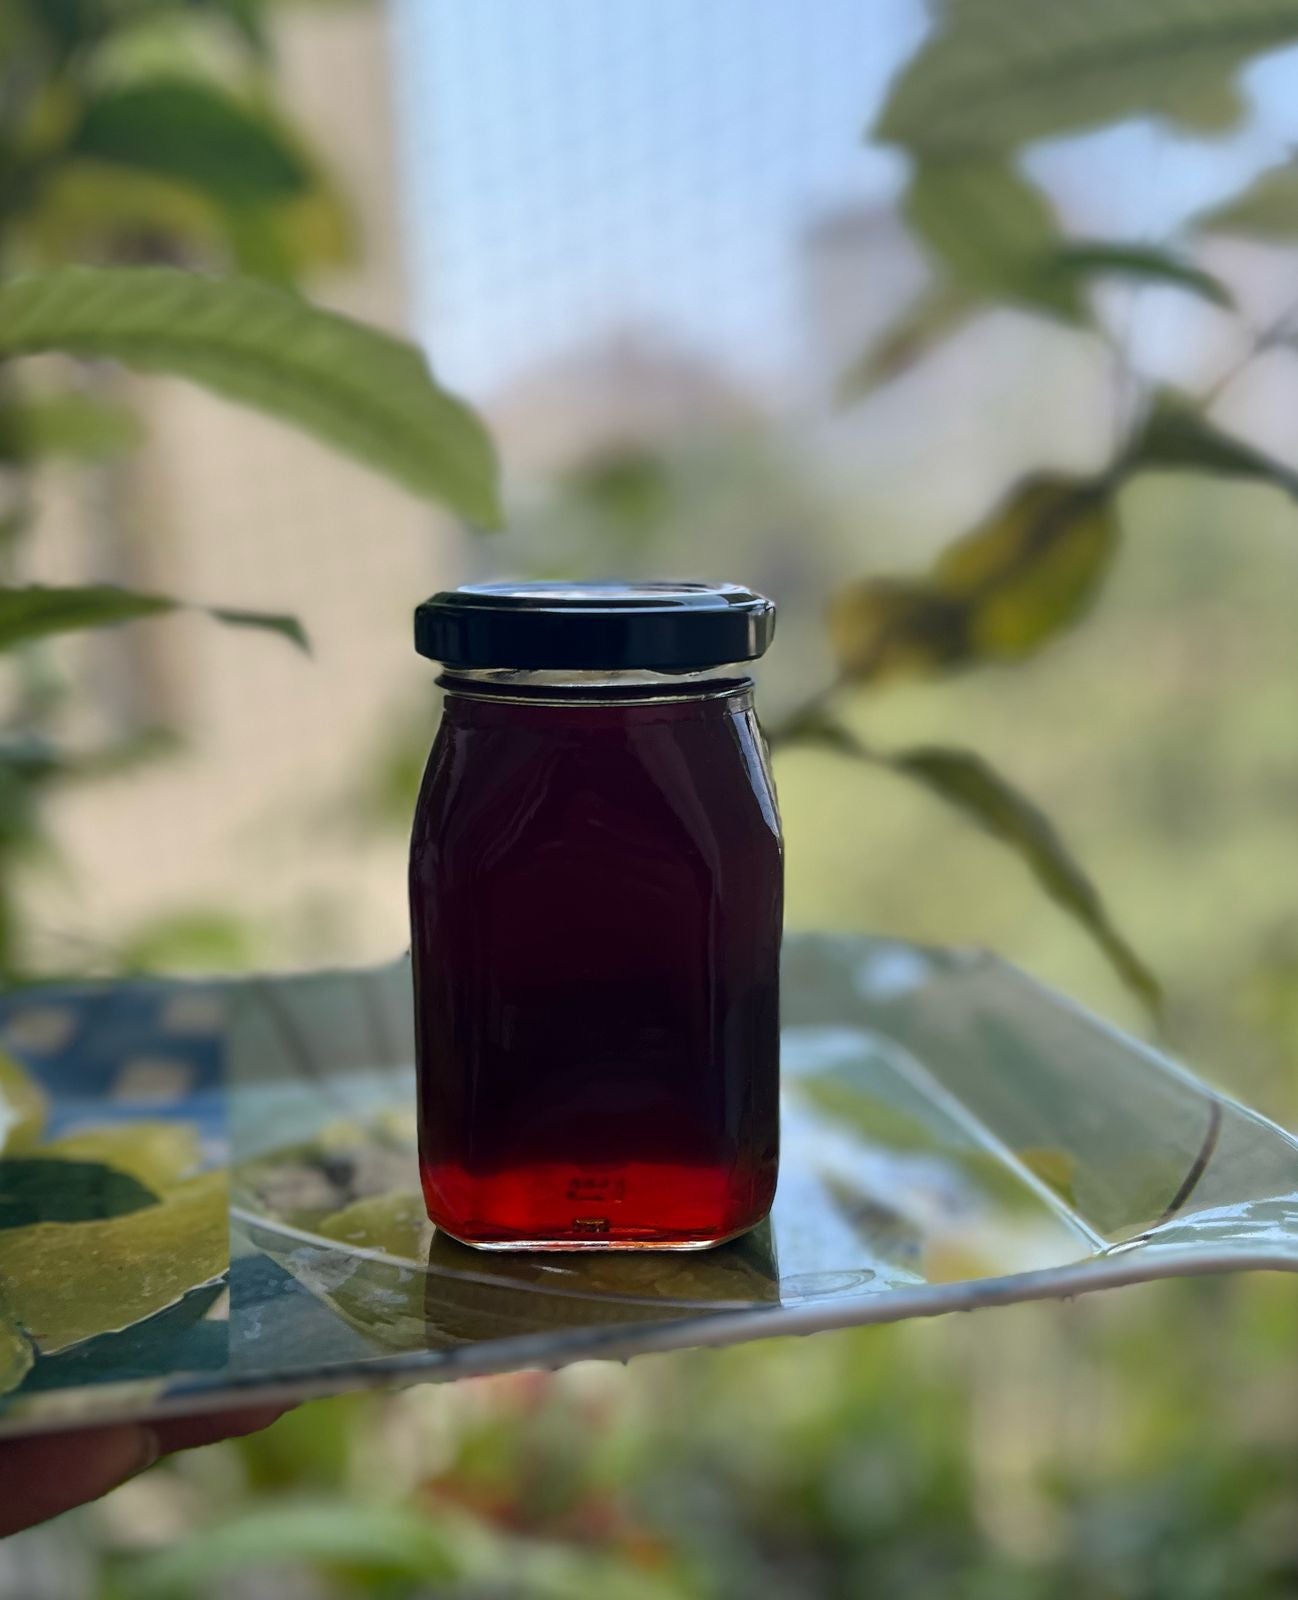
[0,584,170,648]
[0,1157,158,1228]
[73,79,310,206]
[878,157,1231,390]
[0,267,501,524]
[829,475,1119,681]
[0,584,309,653]
[905,157,1081,319]
[1128,391,1298,499]
[0,1170,226,1353]
[884,745,1161,1013]
[1198,160,1298,238]
[799,723,1160,1014]
[207,605,309,651]
[875,0,1298,155]
[125,1503,459,1598]
[837,283,977,404]
[1042,243,1233,308]
[0,392,143,463]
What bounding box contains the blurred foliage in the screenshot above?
[0,0,499,977]
[826,474,1119,682]
[0,580,308,650]
[791,719,1161,1017]
[371,0,1298,1016]
[0,266,499,518]
[1129,392,1298,500]
[110,904,265,973]
[777,0,1298,1011]
[874,0,1298,152]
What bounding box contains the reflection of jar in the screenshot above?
[409,582,783,1251]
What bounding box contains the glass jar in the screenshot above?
[409,582,782,1251]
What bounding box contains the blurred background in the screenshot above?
[6,0,1298,1593]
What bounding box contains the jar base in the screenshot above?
[432,1221,764,1254]
[420,1157,776,1255]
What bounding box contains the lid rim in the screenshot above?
[415,581,775,671]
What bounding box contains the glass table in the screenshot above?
[1,934,1294,1437]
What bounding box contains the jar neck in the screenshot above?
[437,665,754,705]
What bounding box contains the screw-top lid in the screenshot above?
[415,581,776,671]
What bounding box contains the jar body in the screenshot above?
[409,674,782,1250]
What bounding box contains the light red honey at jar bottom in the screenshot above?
[410,685,782,1250]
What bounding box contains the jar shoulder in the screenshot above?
[410,705,781,870]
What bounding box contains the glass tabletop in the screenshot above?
[1,933,1295,1437]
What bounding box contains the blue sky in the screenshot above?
[393,3,1298,407]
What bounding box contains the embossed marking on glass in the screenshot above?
[409,582,783,1251]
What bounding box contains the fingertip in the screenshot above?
[135,1425,162,1475]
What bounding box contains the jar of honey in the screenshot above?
[409,582,782,1250]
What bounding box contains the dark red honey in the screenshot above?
[410,680,782,1249]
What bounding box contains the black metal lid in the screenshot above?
[414,581,776,671]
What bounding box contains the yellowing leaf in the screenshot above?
[942,478,1118,657]
[0,1171,227,1353]
[40,1122,201,1192]
[830,476,1118,683]
[828,579,965,682]
[0,1050,46,1155]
